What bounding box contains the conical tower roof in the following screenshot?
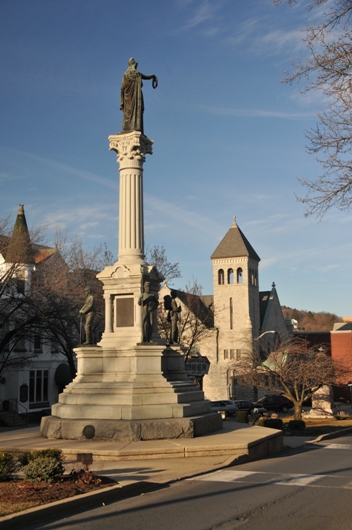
[211,217,260,261]
[5,205,34,264]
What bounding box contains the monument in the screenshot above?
[41,59,221,441]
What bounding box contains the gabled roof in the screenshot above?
[211,218,260,261]
[259,290,271,328]
[34,246,57,264]
[175,290,214,329]
[259,282,286,332]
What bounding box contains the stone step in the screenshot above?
[58,390,207,406]
[52,399,212,421]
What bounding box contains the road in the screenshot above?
[31,433,352,530]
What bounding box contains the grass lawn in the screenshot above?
[284,416,352,436]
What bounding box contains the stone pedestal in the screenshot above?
[41,344,221,441]
[308,385,337,418]
[41,131,221,441]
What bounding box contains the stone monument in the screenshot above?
[308,385,337,418]
[41,60,221,442]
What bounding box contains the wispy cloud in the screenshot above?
[174,0,226,34]
[258,29,304,53]
[261,245,336,270]
[145,193,223,240]
[226,14,304,56]
[42,204,115,229]
[198,104,314,120]
[0,147,117,190]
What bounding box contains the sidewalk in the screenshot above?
[0,422,312,529]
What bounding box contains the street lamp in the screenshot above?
[255,331,276,341]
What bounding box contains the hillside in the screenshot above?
[281,306,341,332]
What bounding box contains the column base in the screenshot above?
[40,414,222,442]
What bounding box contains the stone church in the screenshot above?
[160,217,292,402]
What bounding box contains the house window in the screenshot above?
[16,279,25,295]
[0,322,9,352]
[237,267,243,284]
[51,339,59,354]
[20,384,29,403]
[14,334,26,352]
[224,349,228,359]
[229,297,233,330]
[230,349,234,359]
[29,369,49,406]
[218,269,224,285]
[227,268,234,284]
[236,349,241,360]
[34,334,42,352]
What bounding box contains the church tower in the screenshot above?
[206,218,261,399]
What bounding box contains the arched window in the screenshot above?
[227,268,234,284]
[218,269,224,285]
[237,267,243,284]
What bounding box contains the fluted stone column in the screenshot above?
[108,131,153,264]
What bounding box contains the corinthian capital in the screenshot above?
[108,131,153,167]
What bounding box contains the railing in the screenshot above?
[0,398,29,425]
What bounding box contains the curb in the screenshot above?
[0,453,246,529]
[309,425,352,444]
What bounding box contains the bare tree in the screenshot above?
[275,0,352,217]
[35,228,110,377]
[0,221,112,378]
[0,218,49,376]
[145,245,182,282]
[176,279,214,358]
[146,247,213,354]
[237,337,350,420]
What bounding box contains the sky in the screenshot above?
[1,0,350,317]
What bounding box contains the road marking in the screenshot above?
[195,470,256,482]
[275,474,325,486]
[322,444,352,450]
[188,470,352,489]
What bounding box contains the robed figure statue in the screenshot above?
[120,58,158,134]
[79,286,95,345]
[138,282,159,343]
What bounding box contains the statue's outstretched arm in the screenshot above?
[141,73,158,88]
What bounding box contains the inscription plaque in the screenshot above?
[116,297,134,327]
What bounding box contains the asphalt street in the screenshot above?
[25,432,352,530]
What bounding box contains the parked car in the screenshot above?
[253,395,293,413]
[233,400,266,415]
[211,400,238,419]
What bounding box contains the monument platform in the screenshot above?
[41,342,222,441]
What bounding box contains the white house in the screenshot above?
[0,206,72,422]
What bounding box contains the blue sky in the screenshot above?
[1,0,350,317]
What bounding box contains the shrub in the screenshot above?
[0,452,16,481]
[18,448,63,467]
[287,420,306,431]
[235,411,248,423]
[23,456,64,483]
[30,449,63,461]
[256,418,283,430]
